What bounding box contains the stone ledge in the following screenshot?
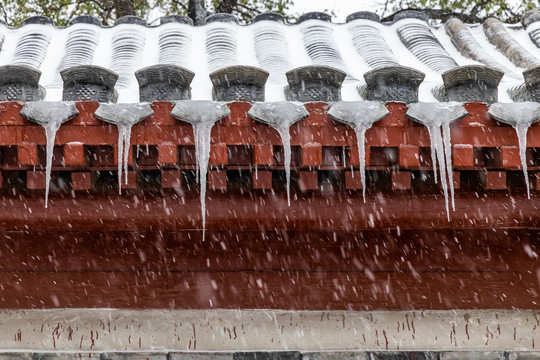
[0,309,539,352]
[0,352,537,360]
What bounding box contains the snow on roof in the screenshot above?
[0,10,540,103]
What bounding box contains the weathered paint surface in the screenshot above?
[0,309,539,352]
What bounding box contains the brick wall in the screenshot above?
[0,101,537,194]
[0,100,538,311]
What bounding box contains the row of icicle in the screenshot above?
[18,100,540,238]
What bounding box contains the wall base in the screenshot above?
[1,309,539,352]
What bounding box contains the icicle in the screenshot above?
[406,102,468,220]
[170,101,231,240]
[248,102,310,206]
[515,123,530,199]
[431,124,450,220]
[488,102,540,200]
[115,124,133,193]
[327,101,390,203]
[275,123,292,206]
[424,123,451,220]
[117,125,125,193]
[192,120,214,241]
[425,126,438,184]
[354,125,368,202]
[123,125,132,185]
[43,123,60,208]
[20,102,79,208]
[94,103,154,193]
[442,121,455,210]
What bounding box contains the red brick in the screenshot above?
[536,174,540,191]
[0,102,30,125]
[368,128,409,147]
[158,143,178,165]
[223,102,255,126]
[453,144,474,167]
[290,122,322,145]
[70,102,102,126]
[18,143,38,165]
[303,102,331,127]
[349,146,370,166]
[501,146,521,168]
[392,171,411,190]
[255,123,282,144]
[218,126,257,145]
[147,102,177,126]
[27,171,46,189]
[208,170,227,191]
[345,171,363,189]
[71,172,91,190]
[298,171,318,191]
[461,102,498,127]
[319,124,349,146]
[399,145,420,167]
[63,143,85,166]
[254,144,274,165]
[252,170,272,189]
[302,142,322,166]
[122,171,137,189]
[374,102,412,127]
[209,143,228,165]
[486,171,506,190]
[161,169,182,188]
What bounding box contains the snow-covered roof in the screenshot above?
[1,10,540,103]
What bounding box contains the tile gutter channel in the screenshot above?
[0,309,538,352]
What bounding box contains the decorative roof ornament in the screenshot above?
[60,65,119,103]
[439,65,503,103]
[0,65,45,102]
[285,65,346,102]
[361,66,425,103]
[508,66,540,102]
[136,64,195,102]
[210,65,269,102]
